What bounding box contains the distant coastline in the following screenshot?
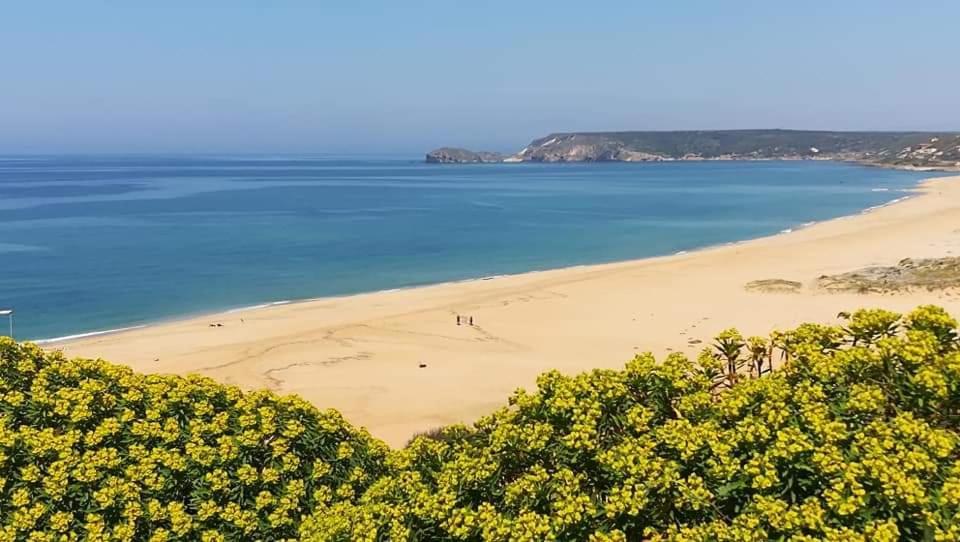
[427,129,960,171]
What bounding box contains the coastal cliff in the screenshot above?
[428,130,960,169]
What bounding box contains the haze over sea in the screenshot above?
[0,156,933,340]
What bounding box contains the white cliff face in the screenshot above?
[504,146,531,162]
[538,137,559,148]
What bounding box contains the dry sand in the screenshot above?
[53,176,960,447]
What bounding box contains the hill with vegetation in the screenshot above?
[2,305,960,540]
[428,130,960,169]
[425,148,505,164]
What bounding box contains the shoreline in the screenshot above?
[429,155,960,173]
[53,175,960,447]
[37,181,925,345]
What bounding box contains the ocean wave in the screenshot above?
[861,195,912,214]
[225,300,292,314]
[0,243,48,254]
[470,200,507,210]
[36,325,147,344]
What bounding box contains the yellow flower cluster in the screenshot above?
[3,304,960,541]
[0,339,388,541]
[300,306,960,541]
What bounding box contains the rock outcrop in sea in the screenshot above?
[425,147,505,164]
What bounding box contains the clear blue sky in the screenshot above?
[2,1,958,154]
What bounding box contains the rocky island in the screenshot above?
[428,129,960,170]
[424,147,505,164]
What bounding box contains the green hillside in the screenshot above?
[430,130,960,168]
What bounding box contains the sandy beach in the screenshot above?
[53,175,960,447]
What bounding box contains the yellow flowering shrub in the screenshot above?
[0,339,389,541]
[302,306,960,541]
[3,305,960,541]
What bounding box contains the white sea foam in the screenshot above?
[0,243,48,254]
[225,304,270,313]
[871,188,890,192]
[225,300,292,313]
[860,195,912,215]
[36,325,147,344]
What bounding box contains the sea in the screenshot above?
[0,156,935,341]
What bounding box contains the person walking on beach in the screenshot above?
[469,316,473,326]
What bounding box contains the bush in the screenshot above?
[2,305,960,541]
[301,306,960,541]
[0,339,389,541]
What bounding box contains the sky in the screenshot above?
[2,1,959,154]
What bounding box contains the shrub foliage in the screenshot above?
[0,340,389,541]
[301,306,960,541]
[1,306,959,541]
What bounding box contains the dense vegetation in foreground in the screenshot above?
[3,306,960,541]
[0,340,391,541]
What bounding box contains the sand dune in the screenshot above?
[54,176,960,447]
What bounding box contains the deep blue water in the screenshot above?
[0,156,933,340]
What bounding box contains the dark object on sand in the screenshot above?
[419,363,427,368]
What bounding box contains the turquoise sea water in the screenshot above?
[0,156,934,340]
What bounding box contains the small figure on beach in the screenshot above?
[456,315,461,325]
[469,316,473,326]
[418,362,427,368]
